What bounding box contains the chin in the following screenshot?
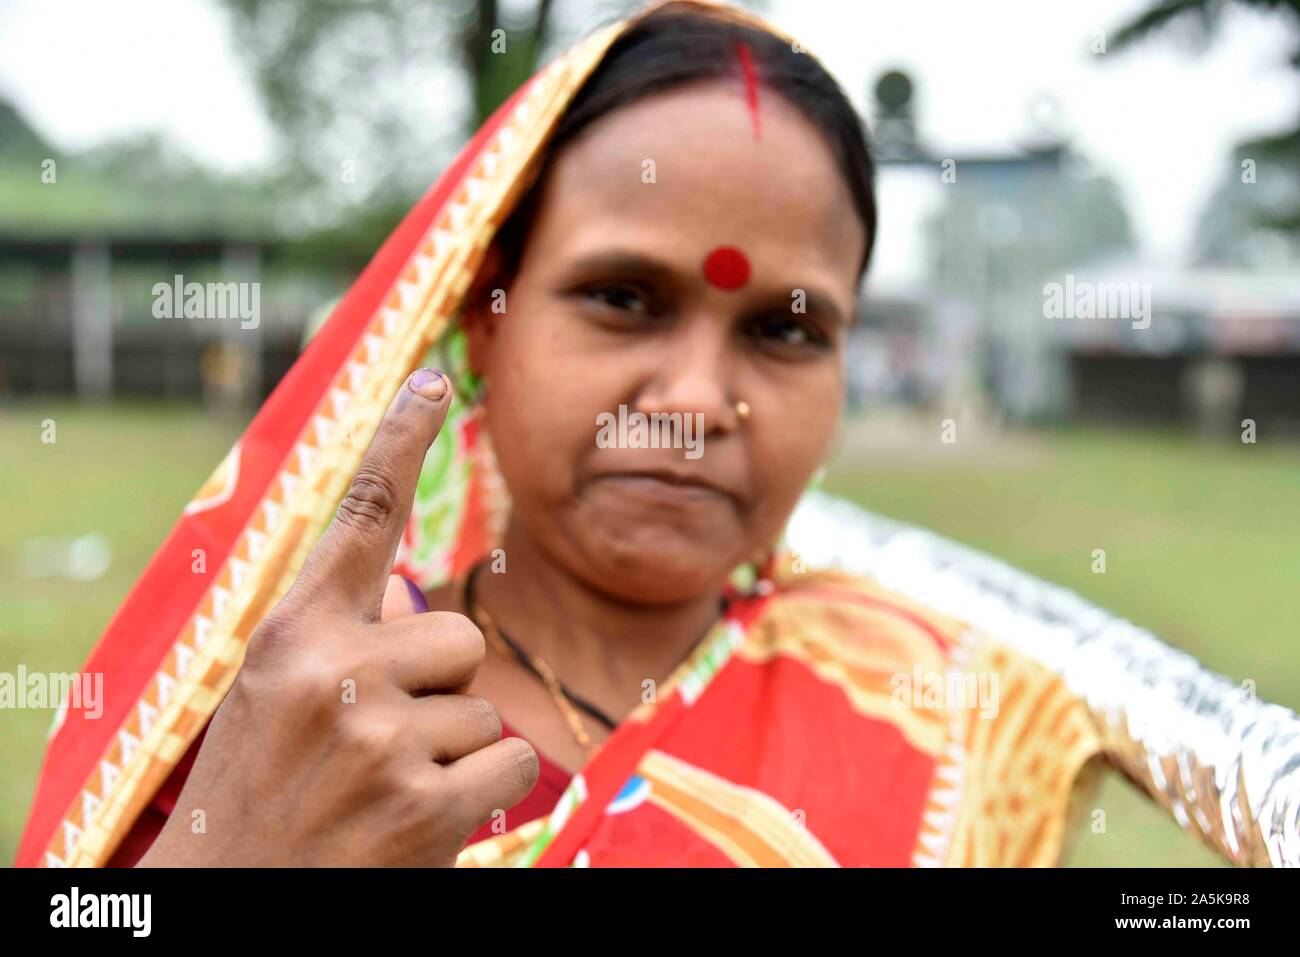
[569,524,740,606]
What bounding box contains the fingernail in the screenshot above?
[403,576,429,614]
[408,368,448,400]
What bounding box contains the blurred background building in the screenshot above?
[2,0,1297,435]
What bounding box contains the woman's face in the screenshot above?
[467,79,867,604]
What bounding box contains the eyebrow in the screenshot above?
[563,249,852,327]
[565,250,680,289]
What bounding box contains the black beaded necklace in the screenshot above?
[463,564,619,731]
[462,564,736,737]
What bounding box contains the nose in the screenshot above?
[630,320,741,435]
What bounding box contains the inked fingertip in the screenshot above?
[408,367,448,401]
[403,575,430,614]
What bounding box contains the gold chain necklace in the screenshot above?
[459,565,734,761]
[461,568,604,759]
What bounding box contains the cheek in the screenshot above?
[480,306,601,497]
[749,368,842,501]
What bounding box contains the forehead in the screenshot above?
[523,80,865,298]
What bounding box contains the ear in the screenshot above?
[462,242,506,378]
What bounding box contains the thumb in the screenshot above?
[381,573,429,622]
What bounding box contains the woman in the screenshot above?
[17,0,1288,868]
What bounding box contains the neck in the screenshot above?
[471,520,725,718]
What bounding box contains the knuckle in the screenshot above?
[435,780,476,833]
[227,665,265,714]
[432,612,486,667]
[342,712,405,757]
[401,773,449,815]
[462,696,502,742]
[238,612,312,698]
[237,651,263,691]
[285,654,348,709]
[336,467,401,533]
[508,738,540,793]
[247,610,296,658]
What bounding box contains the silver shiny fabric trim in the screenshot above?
[784,490,1300,867]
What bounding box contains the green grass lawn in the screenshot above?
[1,402,1296,867]
[0,401,251,866]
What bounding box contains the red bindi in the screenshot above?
[702,246,751,291]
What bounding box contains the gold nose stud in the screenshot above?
[735,400,751,421]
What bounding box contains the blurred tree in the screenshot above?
[215,0,775,256]
[1108,0,1300,239]
[1192,158,1300,264]
[217,0,643,228]
[0,99,51,160]
[0,97,278,239]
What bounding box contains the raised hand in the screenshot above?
[138,369,539,867]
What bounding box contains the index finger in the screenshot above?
[294,367,452,619]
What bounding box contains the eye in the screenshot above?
[746,312,831,350]
[584,282,651,315]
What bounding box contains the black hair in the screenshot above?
[490,4,878,286]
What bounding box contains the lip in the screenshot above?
[592,470,740,508]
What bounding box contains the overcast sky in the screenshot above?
[1,0,1295,265]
